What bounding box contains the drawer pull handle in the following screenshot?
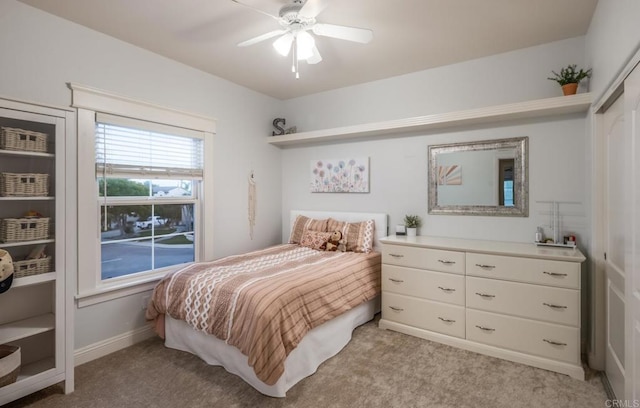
[475,264,496,269]
[438,286,456,293]
[543,339,567,346]
[543,302,567,309]
[475,325,495,332]
[543,271,568,277]
[475,292,496,298]
[388,306,404,312]
[389,254,404,258]
[438,259,456,265]
[388,278,404,283]
[438,317,456,323]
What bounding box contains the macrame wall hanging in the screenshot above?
[248,170,256,240]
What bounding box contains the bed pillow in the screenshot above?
[289,215,328,244]
[326,218,375,253]
[299,230,332,251]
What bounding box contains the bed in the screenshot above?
[146,210,387,397]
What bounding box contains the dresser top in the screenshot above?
[379,235,586,263]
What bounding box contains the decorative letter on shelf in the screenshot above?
[272,118,286,136]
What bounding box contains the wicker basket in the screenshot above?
[0,345,20,388]
[0,218,50,243]
[0,127,48,153]
[0,173,49,197]
[13,257,51,278]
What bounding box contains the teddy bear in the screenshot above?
[321,230,344,252]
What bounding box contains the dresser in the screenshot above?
[379,235,586,379]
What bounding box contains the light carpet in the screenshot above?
[6,314,607,407]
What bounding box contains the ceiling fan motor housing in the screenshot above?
[279,2,304,21]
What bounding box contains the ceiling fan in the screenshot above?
[231,0,373,78]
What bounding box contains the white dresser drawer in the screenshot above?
[382,265,465,305]
[466,253,580,289]
[466,276,579,326]
[382,292,465,338]
[382,244,465,275]
[466,309,580,364]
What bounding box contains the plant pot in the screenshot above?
[406,227,417,237]
[561,83,578,96]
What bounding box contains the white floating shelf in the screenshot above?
[268,93,592,147]
[0,313,55,344]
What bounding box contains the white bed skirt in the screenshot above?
[164,295,380,397]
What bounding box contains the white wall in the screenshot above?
[283,37,586,132]
[0,0,283,349]
[280,38,589,246]
[585,0,640,101]
[280,116,587,244]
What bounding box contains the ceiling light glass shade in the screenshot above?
[306,45,322,64]
[273,33,293,56]
[296,31,315,60]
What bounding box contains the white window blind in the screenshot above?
[95,113,204,180]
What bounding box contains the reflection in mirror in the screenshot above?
[428,137,528,216]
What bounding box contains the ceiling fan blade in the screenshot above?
[298,0,328,19]
[306,45,323,64]
[238,29,287,47]
[312,23,373,44]
[230,0,280,21]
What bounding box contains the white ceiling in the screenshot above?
[18,0,598,100]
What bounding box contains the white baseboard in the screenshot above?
[74,324,156,367]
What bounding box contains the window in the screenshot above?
[96,117,203,280]
[72,84,215,305]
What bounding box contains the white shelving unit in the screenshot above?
[268,93,592,147]
[0,97,74,405]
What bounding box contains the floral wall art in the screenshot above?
[310,158,370,193]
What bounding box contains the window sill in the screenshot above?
[75,269,170,308]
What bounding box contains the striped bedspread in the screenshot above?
[146,244,381,385]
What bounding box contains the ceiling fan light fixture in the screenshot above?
[295,30,315,60]
[232,0,373,77]
[273,33,294,56]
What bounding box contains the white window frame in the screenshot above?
[71,84,216,307]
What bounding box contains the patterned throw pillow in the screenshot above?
[300,230,332,251]
[326,218,375,253]
[288,215,328,244]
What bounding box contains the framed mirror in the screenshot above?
[428,137,528,216]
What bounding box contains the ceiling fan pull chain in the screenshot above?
[292,37,297,73]
[293,37,300,79]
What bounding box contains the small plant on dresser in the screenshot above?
[403,214,421,237]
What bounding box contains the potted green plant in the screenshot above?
[547,64,592,96]
[404,214,421,237]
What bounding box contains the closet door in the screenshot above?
[603,94,627,399]
[624,63,640,401]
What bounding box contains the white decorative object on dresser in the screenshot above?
[0,96,74,405]
[379,235,586,380]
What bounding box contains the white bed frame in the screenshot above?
[164,210,387,397]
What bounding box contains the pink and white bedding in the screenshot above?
[146,243,381,386]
